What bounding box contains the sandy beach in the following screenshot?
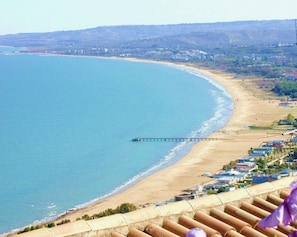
[55,60,295,223]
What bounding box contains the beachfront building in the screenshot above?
[249,147,272,157]
[203,180,233,193]
[252,169,292,184]
[212,169,246,179]
[237,157,255,163]
[203,170,247,193]
[252,174,271,184]
[263,140,286,148]
[233,161,258,173]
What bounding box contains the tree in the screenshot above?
[117,203,137,213]
[287,113,295,123]
[257,158,267,169]
[272,80,297,98]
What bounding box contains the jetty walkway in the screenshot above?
[131,137,229,142]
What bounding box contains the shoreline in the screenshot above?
[53,58,293,223]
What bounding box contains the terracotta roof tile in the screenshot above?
[194,211,235,236]
[178,215,221,237]
[112,232,126,237]
[254,223,288,237]
[15,177,297,237]
[209,208,250,232]
[266,193,284,206]
[239,225,266,237]
[128,228,151,237]
[223,230,245,237]
[145,223,179,237]
[280,190,290,199]
[224,203,260,227]
[252,196,278,212]
[240,201,269,218]
[163,220,189,236]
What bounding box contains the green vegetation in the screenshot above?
[278,114,297,126]
[17,203,136,234]
[45,222,55,228]
[17,225,43,234]
[207,190,218,195]
[17,221,59,234]
[248,125,274,130]
[287,113,296,123]
[249,114,296,130]
[79,203,137,221]
[223,160,237,170]
[57,219,71,226]
[272,80,297,98]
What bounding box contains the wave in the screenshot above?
[47,203,56,209]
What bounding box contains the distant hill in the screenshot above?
[0,20,296,51]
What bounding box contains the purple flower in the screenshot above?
[186,228,206,237]
[289,229,297,237]
[259,180,297,228]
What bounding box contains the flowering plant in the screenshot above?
[259,180,297,237]
[186,228,207,237]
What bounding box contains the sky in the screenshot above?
[0,0,297,35]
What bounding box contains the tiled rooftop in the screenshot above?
[14,176,296,237]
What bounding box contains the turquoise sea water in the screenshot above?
[0,49,233,234]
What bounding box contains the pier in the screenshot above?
[131,137,228,142]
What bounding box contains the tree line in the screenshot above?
[272,80,297,98]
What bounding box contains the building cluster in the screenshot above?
[174,136,297,202]
[283,70,297,81]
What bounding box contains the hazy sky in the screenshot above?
[1,0,297,35]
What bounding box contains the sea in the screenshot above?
[0,46,233,234]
